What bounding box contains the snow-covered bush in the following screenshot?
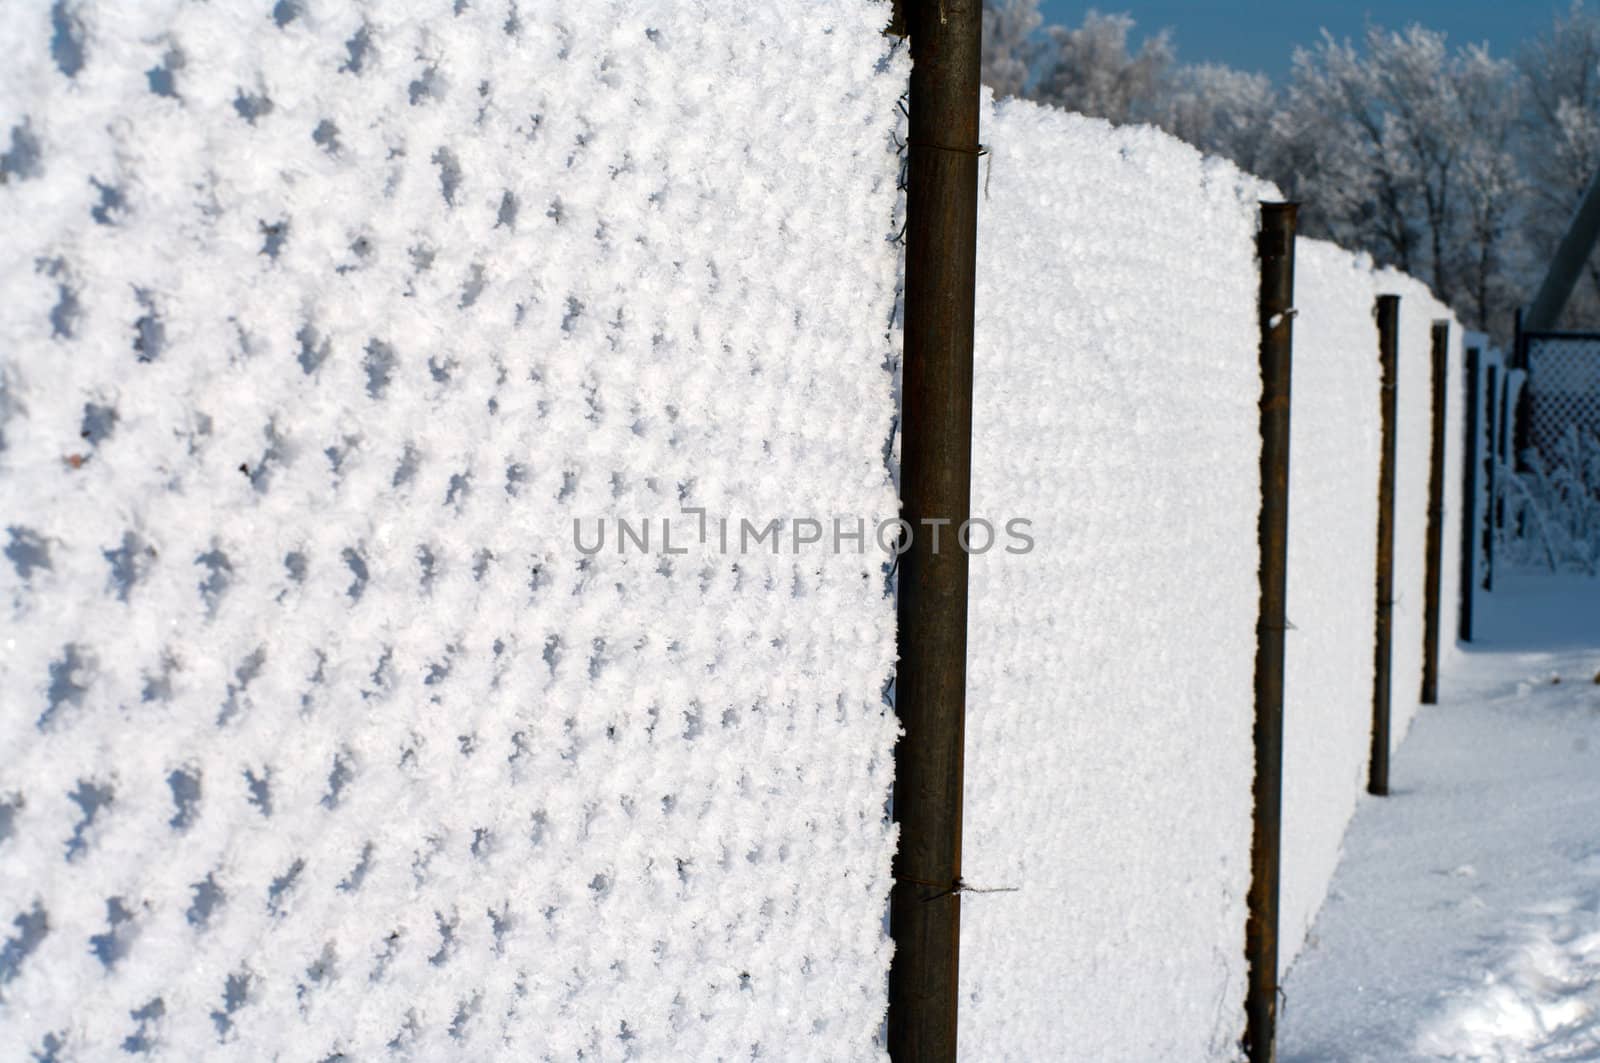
[1500,428,1600,574]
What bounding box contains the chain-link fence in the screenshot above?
[1525,333,1600,460]
[1497,333,1600,574]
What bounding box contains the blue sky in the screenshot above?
[1035,1,1571,81]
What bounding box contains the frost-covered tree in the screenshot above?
[1275,31,1422,274]
[972,6,1569,343]
[981,0,1043,99]
[1032,10,1174,126]
[1369,26,1470,302]
[1274,25,1519,325]
[1453,46,1524,332]
[1159,63,1279,175]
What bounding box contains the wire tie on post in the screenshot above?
[904,877,1022,903]
[904,139,992,198]
[905,139,988,157]
[893,873,952,902]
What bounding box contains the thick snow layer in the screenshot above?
[959,95,1273,1060]
[0,2,906,1059]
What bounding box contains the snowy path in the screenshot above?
[1280,570,1600,1062]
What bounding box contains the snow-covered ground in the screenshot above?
[1280,567,1600,1062]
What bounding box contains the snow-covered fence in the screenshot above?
[0,3,907,1059]
[1379,269,1466,752]
[1,7,1480,1060]
[1276,240,1384,972]
[1280,260,1466,975]
[961,97,1266,1059]
[958,95,1465,1060]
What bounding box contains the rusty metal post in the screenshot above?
[1482,364,1499,592]
[1420,321,1450,705]
[887,3,981,1060]
[1369,294,1400,797]
[1458,344,1481,642]
[1511,309,1531,469]
[1495,372,1510,529]
[1245,201,1297,1063]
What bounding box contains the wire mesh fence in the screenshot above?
[1525,333,1600,462]
[1495,334,1600,574]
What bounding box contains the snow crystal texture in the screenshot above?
[959,95,1271,1061]
[0,2,905,1059]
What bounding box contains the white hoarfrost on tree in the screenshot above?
[980,0,1043,100]
[1276,31,1425,282]
[974,5,1586,345]
[1161,63,1279,176]
[1454,48,1524,332]
[1031,10,1174,127]
[1275,27,1520,333]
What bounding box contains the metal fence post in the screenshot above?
[1369,295,1400,797]
[1458,345,1481,642]
[1245,201,1297,1063]
[1495,372,1510,530]
[1512,311,1533,469]
[1420,321,1450,705]
[887,2,981,1059]
[1483,364,1498,592]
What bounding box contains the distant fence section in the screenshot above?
[1491,328,1600,575]
[957,97,1466,1060]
